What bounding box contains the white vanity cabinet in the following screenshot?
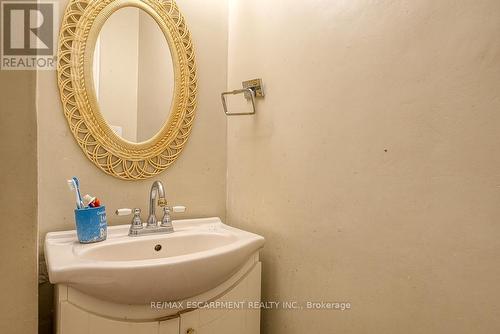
[55,262,261,334]
[58,301,170,334]
[159,319,179,334]
[179,262,261,334]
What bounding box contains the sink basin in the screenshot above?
[45,217,265,305]
[78,232,238,262]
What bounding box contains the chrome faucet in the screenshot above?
[115,180,185,237]
[147,180,167,228]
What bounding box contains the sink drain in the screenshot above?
[154,244,162,251]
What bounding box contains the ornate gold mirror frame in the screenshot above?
[57,0,197,180]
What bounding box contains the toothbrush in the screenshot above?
[72,177,84,209]
[67,177,84,209]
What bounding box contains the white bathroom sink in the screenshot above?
[45,217,264,305]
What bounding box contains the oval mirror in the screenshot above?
[57,0,197,180]
[92,7,174,143]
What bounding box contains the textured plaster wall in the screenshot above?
[0,69,38,333]
[227,1,500,333]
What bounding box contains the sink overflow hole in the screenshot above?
[154,244,162,251]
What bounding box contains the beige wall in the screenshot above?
[38,0,227,251]
[38,1,227,331]
[227,1,500,333]
[137,10,175,142]
[98,7,139,142]
[97,8,175,143]
[0,71,38,332]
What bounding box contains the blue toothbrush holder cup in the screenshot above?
[74,206,107,243]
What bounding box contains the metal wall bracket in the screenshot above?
[221,78,264,116]
[242,78,265,99]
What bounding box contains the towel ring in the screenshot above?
[221,79,264,116]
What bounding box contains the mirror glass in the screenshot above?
[92,7,174,143]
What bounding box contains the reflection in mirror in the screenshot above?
[92,7,174,143]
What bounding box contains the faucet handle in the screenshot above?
[115,208,132,216]
[160,206,185,230]
[172,206,186,213]
[160,206,174,231]
[130,208,143,230]
[116,208,143,232]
